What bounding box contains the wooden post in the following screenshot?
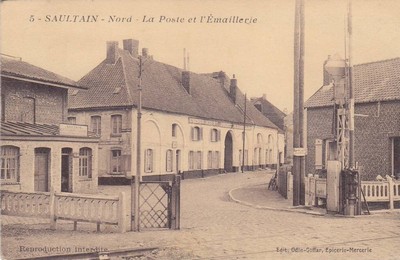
[387,176,394,210]
[49,187,56,230]
[118,192,127,233]
[170,175,181,230]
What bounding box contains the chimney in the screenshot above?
[182,71,190,94]
[323,55,332,85]
[142,48,149,57]
[106,41,119,64]
[123,39,139,58]
[262,93,267,100]
[229,74,237,104]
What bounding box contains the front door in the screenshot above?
[224,132,233,172]
[34,148,50,192]
[176,150,181,173]
[61,148,72,192]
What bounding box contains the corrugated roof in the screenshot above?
[1,56,82,88]
[69,47,278,129]
[1,121,97,137]
[305,57,400,108]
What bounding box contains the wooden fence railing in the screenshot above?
[303,175,400,210]
[0,189,126,232]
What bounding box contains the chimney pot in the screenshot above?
[230,76,237,104]
[106,41,119,64]
[182,71,190,94]
[262,94,267,100]
[123,39,139,58]
[142,48,149,57]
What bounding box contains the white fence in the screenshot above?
[0,189,127,232]
[303,174,400,210]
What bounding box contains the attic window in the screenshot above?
[71,89,79,96]
[113,86,122,94]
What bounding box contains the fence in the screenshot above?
[0,189,126,232]
[303,175,400,210]
[277,165,293,199]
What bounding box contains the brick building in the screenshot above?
[305,57,400,180]
[68,39,284,182]
[1,55,99,193]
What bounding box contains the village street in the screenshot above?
[2,170,400,259]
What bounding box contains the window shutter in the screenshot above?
[315,139,323,169]
[191,127,194,140]
[200,127,203,140]
[218,130,221,141]
[210,129,213,141]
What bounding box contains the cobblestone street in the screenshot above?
[2,170,400,259]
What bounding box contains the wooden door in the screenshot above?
[34,148,49,192]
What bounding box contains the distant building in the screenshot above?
[68,39,283,182]
[305,57,400,180]
[1,55,99,193]
[251,95,287,164]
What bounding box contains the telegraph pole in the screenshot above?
[293,0,305,206]
[242,93,247,173]
[132,56,143,231]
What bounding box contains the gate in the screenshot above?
[139,175,180,230]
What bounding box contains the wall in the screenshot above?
[306,101,400,180]
[70,107,281,179]
[1,138,98,193]
[2,78,68,124]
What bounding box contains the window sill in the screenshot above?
[110,134,122,137]
[78,178,93,182]
[0,181,20,185]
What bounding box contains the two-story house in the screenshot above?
[68,39,283,183]
[1,55,99,193]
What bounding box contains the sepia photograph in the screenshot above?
[1,0,399,259]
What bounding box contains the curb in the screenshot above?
[228,186,326,216]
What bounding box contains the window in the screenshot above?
[144,149,153,173]
[210,129,220,142]
[79,148,92,178]
[67,117,76,124]
[239,150,248,166]
[1,94,5,121]
[111,149,122,174]
[207,151,213,169]
[188,151,195,170]
[166,150,173,172]
[191,126,202,141]
[111,115,122,135]
[0,146,19,182]
[257,133,263,144]
[213,151,220,169]
[196,151,202,169]
[91,116,101,136]
[172,124,178,137]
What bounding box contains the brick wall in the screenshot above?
[2,78,67,124]
[306,101,400,180]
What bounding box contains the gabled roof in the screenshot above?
[251,97,286,130]
[305,57,400,108]
[1,56,82,89]
[69,46,278,129]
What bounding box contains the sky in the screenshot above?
[1,0,400,113]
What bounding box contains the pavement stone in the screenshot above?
[2,170,400,259]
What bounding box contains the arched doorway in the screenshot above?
[224,131,233,172]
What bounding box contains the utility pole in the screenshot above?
[293,0,305,206]
[242,93,247,173]
[347,0,354,169]
[132,56,143,231]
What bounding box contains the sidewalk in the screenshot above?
[229,182,327,215]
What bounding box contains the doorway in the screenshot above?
[61,148,73,192]
[176,150,181,173]
[34,148,50,192]
[394,138,400,179]
[224,131,233,172]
